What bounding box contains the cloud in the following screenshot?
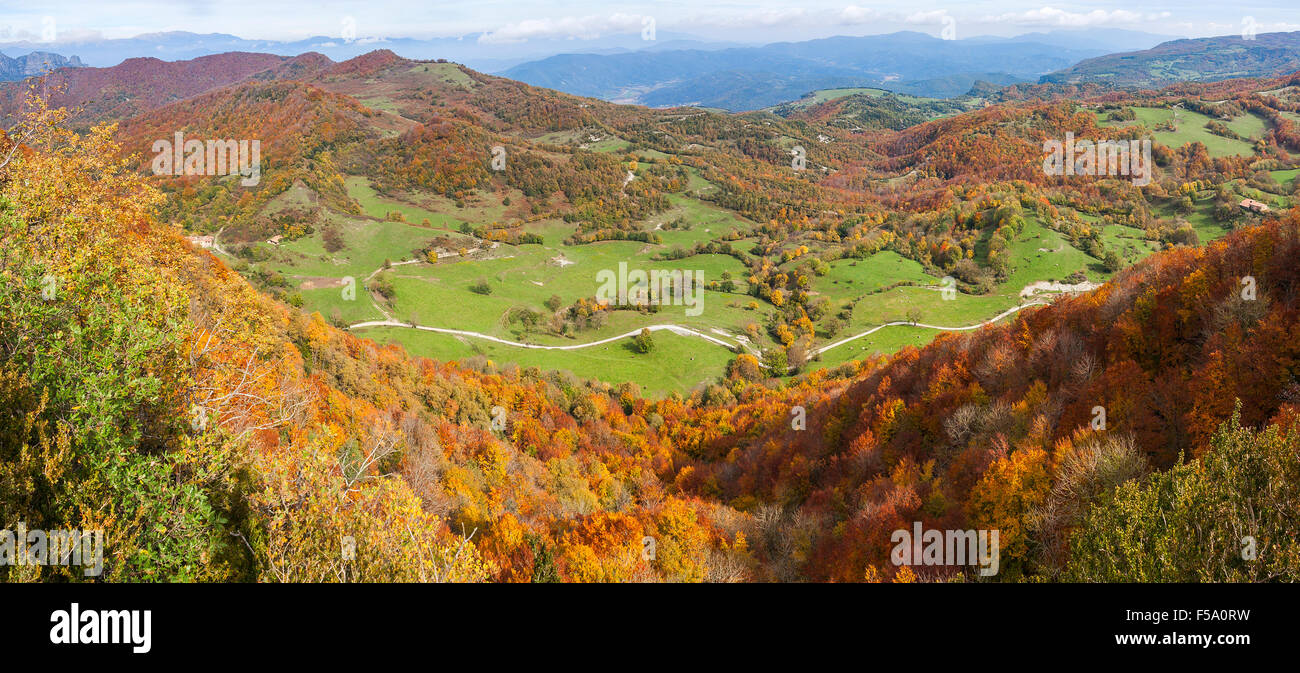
[0,23,104,45]
[904,10,951,25]
[839,6,881,25]
[840,7,952,28]
[695,8,808,28]
[478,13,648,44]
[478,8,818,43]
[984,7,1171,28]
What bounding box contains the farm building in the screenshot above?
[1240,199,1271,214]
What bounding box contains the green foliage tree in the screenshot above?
[1064,406,1300,582]
[632,327,655,354]
[761,348,788,375]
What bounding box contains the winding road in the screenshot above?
[348,321,742,351]
[347,301,1051,358]
[811,301,1049,355]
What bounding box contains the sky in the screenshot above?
[2,1,1298,45]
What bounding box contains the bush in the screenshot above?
[322,226,345,253]
[761,348,787,374]
[1102,250,1123,272]
[631,327,655,354]
[1064,406,1300,581]
[368,273,397,299]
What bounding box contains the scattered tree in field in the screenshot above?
[632,327,655,353]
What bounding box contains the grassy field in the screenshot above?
[533,129,631,153]
[407,62,476,88]
[817,251,936,304]
[1097,107,1262,158]
[346,176,510,228]
[776,87,951,111]
[1098,223,1160,264]
[800,87,890,104]
[359,326,738,397]
[269,211,452,278]
[1270,168,1300,188]
[230,167,1225,396]
[265,187,1162,393]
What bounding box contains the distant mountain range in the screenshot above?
[1043,31,1300,88]
[18,28,1298,113]
[0,30,726,74]
[961,28,1174,54]
[2,28,1180,110]
[500,30,1175,109]
[0,52,306,122]
[0,51,85,81]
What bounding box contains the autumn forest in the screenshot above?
[3,21,1300,587]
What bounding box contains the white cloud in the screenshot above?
[985,7,1171,28]
[904,10,950,25]
[705,8,809,28]
[478,8,819,43]
[0,24,104,45]
[1248,21,1300,32]
[839,7,950,28]
[478,13,648,44]
[839,6,881,26]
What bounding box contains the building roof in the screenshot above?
[1240,198,1271,212]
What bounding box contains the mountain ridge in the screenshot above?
[503,31,1104,109]
[0,50,86,81]
[1043,31,1300,88]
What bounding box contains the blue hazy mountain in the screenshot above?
[502,31,1110,109]
[0,50,86,81]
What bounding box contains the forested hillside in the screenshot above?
[1044,31,1300,89]
[3,50,1300,582]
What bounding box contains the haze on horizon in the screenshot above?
[3,1,1299,48]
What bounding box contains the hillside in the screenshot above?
[0,96,748,582]
[1044,31,1300,89]
[2,91,1297,583]
[0,51,328,124]
[663,213,1300,581]
[771,87,978,131]
[17,49,1300,397]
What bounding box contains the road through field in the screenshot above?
[349,301,1050,358]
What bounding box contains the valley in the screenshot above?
[6,18,1300,588]
[193,59,1289,395]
